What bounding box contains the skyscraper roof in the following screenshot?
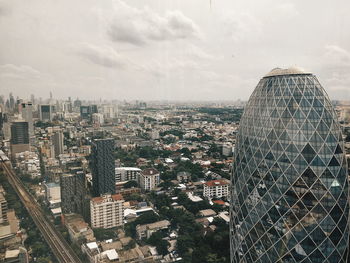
[264,66,311,77]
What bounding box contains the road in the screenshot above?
[0,156,82,263]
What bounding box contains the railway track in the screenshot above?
[0,155,82,263]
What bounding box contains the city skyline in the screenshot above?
[1,0,350,101]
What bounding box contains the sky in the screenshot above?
[0,0,350,101]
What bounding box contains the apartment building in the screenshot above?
[90,194,124,229]
[203,179,230,199]
[139,168,160,191]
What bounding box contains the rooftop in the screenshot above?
[91,194,124,204]
[204,179,230,187]
[264,67,311,78]
[142,168,159,176]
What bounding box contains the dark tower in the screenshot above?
[91,138,115,196]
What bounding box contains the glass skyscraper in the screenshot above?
[230,68,349,262]
[91,138,116,196]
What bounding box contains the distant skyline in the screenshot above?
[1,0,350,101]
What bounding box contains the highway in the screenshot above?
[0,155,82,263]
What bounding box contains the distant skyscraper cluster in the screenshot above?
[230,68,349,262]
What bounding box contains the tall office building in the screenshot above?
[91,139,115,196]
[60,172,86,215]
[9,93,15,110]
[21,102,34,136]
[10,121,30,157]
[39,104,52,122]
[230,68,349,262]
[80,106,90,120]
[52,131,64,157]
[80,105,98,121]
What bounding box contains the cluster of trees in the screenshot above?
[115,146,172,166]
[147,189,229,262]
[176,192,212,215]
[197,107,243,123]
[93,228,117,241]
[34,121,55,129]
[124,211,161,238]
[146,231,170,256]
[158,160,203,182]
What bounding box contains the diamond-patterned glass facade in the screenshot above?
[230,69,349,263]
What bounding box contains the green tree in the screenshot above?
[93,228,117,241]
[123,180,138,188]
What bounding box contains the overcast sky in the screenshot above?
[1,0,350,101]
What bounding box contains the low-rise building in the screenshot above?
[198,209,217,218]
[136,220,170,240]
[1,246,29,263]
[203,179,230,199]
[64,213,95,244]
[90,194,124,229]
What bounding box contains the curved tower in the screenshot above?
[230,67,349,262]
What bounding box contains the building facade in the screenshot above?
[139,168,160,191]
[91,139,115,196]
[44,182,61,207]
[90,194,124,229]
[203,179,230,199]
[52,131,64,157]
[10,121,30,157]
[115,167,141,183]
[21,102,34,136]
[39,104,52,121]
[0,192,8,224]
[80,105,98,121]
[230,68,349,262]
[60,172,86,215]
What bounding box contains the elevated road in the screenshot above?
[0,156,82,263]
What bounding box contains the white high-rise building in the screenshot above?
[90,194,124,229]
[139,168,160,191]
[115,167,141,183]
[92,113,104,125]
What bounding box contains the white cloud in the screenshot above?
[107,0,201,45]
[73,43,127,68]
[0,64,41,79]
[320,45,350,99]
[221,11,262,41]
[185,44,217,61]
[324,45,350,69]
[273,2,299,19]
